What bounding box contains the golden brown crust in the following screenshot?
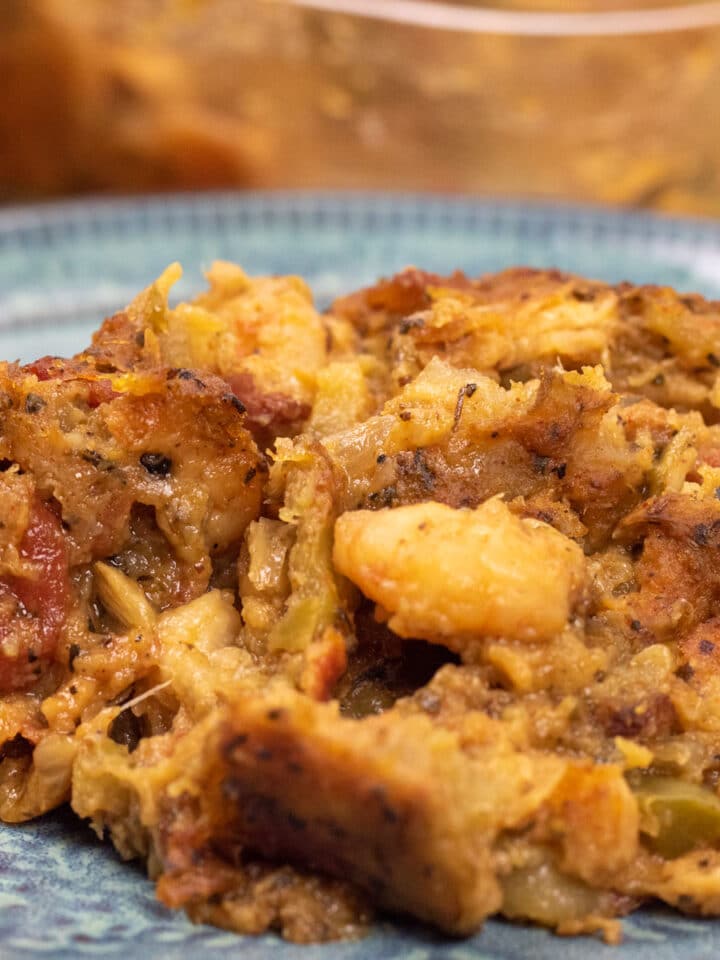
[332,266,720,417]
[6,263,720,944]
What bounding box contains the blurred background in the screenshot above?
[2,0,720,215]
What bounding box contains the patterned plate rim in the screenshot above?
[1,190,719,248]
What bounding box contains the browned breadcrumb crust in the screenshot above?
[4,263,720,944]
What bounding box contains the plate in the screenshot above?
[2,192,720,960]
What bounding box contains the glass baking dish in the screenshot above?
[2,0,720,214]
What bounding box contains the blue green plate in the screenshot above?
[2,192,720,960]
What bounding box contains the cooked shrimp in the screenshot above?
[333,497,586,647]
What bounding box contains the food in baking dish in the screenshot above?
[4,263,720,943]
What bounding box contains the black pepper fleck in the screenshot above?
[24,393,45,414]
[81,450,104,468]
[675,663,695,682]
[572,288,596,302]
[533,454,550,475]
[224,393,246,414]
[398,315,424,335]
[68,643,81,670]
[412,448,436,491]
[228,733,248,750]
[140,453,172,476]
[694,523,711,546]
